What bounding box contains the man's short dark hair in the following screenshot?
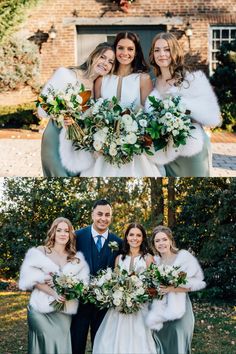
[92,199,111,210]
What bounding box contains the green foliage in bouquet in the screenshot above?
[210,40,236,132]
[73,96,153,166]
[147,95,195,150]
[83,267,149,314]
[50,272,87,312]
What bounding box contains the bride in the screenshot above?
[92,223,156,354]
[61,32,166,177]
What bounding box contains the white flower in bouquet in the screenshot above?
[121,114,133,125]
[109,145,118,156]
[125,132,137,144]
[93,140,103,151]
[125,120,139,133]
[139,119,148,127]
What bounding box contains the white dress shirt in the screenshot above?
[91,225,108,247]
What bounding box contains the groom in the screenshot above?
[71,199,123,354]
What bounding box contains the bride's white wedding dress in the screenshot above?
[92,255,156,354]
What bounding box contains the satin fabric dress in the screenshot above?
[151,251,200,354]
[80,74,164,177]
[39,67,81,177]
[92,255,157,354]
[28,305,72,354]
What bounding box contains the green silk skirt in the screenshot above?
[27,305,72,354]
[41,119,76,177]
[165,132,211,177]
[152,295,195,354]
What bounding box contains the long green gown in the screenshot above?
[152,295,195,354]
[28,305,72,354]
[165,131,211,177]
[41,119,75,177]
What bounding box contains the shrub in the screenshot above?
[0,34,40,93]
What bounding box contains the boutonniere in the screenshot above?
[108,241,119,252]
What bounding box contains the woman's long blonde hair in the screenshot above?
[149,32,190,86]
[151,225,179,256]
[44,217,77,261]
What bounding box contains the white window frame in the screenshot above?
[209,26,236,75]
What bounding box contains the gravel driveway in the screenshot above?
[0,138,235,177]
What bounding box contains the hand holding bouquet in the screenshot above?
[141,263,187,299]
[85,266,149,314]
[49,272,87,311]
[147,95,195,151]
[36,83,91,140]
[72,96,153,166]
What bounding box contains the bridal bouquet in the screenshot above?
[147,95,195,151]
[50,272,87,311]
[141,263,187,299]
[85,267,149,314]
[72,96,153,166]
[36,83,91,140]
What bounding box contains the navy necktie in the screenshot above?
[96,235,103,252]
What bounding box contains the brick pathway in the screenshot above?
[0,129,235,177]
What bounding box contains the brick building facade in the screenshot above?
[1,0,236,105]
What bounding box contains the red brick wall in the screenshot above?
[1,0,236,105]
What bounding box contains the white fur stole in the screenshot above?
[59,127,95,174]
[19,247,89,314]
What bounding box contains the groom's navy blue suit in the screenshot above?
[71,225,122,354]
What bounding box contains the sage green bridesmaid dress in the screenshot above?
[28,305,72,354]
[41,119,75,177]
[165,132,211,177]
[39,67,79,177]
[152,295,195,354]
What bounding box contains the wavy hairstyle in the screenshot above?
[149,32,190,86]
[69,42,115,78]
[44,217,77,262]
[151,225,179,256]
[113,32,149,74]
[121,222,151,260]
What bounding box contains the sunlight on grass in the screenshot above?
[0,292,235,354]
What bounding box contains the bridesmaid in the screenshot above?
[147,32,221,176]
[38,42,115,177]
[147,225,206,354]
[19,217,89,354]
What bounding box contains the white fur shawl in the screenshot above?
[146,250,206,331]
[19,247,90,314]
[59,127,95,174]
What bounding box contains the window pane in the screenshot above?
[212,41,221,50]
[231,30,236,39]
[213,29,220,39]
[222,29,229,39]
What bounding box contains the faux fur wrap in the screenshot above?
[146,250,206,331]
[59,128,95,174]
[19,247,90,314]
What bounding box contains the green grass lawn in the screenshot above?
[0,291,235,354]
